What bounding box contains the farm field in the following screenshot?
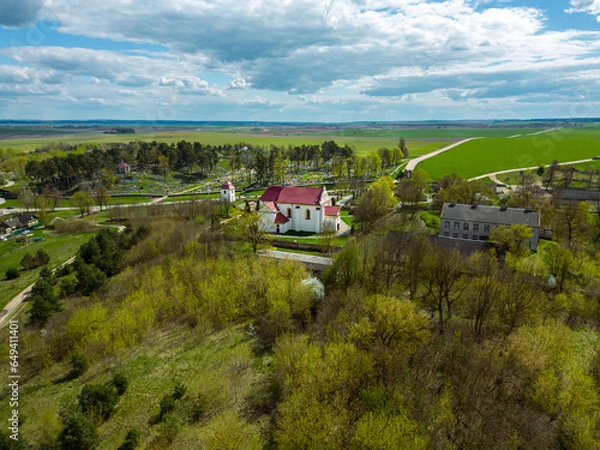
[0,229,95,309]
[306,127,550,139]
[0,129,449,157]
[418,128,600,180]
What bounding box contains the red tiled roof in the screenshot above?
[221,181,234,189]
[274,212,290,224]
[260,186,284,202]
[324,206,341,216]
[277,186,323,205]
[116,162,130,168]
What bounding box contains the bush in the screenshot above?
[118,428,141,450]
[112,372,128,396]
[35,248,50,266]
[68,352,89,379]
[172,381,187,401]
[57,412,97,450]
[78,383,119,422]
[5,268,20,280]
[158,394,176,421]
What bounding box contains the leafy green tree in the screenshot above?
[76,263,107,295]
[354,176,396,231]
[352,411,427,450]
[78,383,119,422]
[35,248,50,266]
[395,169,430,208]
[542,243,576,292]
[489,223,533,257]
[111,373,128,396]
[72,190,93,217]
[20,252,35,271]
[68,352,89,379]
[240,212,267,254]
[5,268,19,280]
[57,412,97,450]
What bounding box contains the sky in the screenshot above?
[0,0,599,122]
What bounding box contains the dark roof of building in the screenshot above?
[440,203,540,227]
[17,214,37,222]
[260,186,324,205]
[557,189,600,201]
[221,181,235,190]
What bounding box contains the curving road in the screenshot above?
[405,138,479,172]
[469,158,595,184]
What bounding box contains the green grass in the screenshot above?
[341,210,354,226]
[0,229,95,309]
[305,128,549,139]
[2,325,267,449]
[160,193,213,203]
[418,128,600,180]
[0,129,450,157]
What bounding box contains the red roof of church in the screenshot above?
[274,212,290,224]
[260,186,323,205]
[324,206,341,216]
[260,186,284,202]
[221,181,234,190]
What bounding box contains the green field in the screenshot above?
[418,128,600,180]
[0,229,95,309]
[0,129,449,157]
[308,127,546,139]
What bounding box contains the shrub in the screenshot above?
[112,372,128,396]
[158,394,176,421]
[172,381,187,401]
[78,383,119,422]
[5,268,20,280]
[68,352,89,379]
[35,248,50,266]
[57,412,97,450]
[118,428,141,450]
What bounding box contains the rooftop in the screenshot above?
[441,203,540,227]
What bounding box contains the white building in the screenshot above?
[220,181,235,202]
[258,186,341,234]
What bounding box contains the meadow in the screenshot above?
[0,229,95,309]
[0,129,449,157]
[306,127,547,139]
[418,128,600,180]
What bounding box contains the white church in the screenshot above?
[257,185,341,234]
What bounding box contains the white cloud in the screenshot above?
[0,0,599,120]
[567,0,600,20]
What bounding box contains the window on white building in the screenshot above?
[305,209,311,220]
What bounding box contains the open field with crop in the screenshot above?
[0,129,448,157]
[418,128,600,180]
[0,229,95,309]
[306,127,547,139]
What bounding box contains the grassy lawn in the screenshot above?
[0,229,95,309]
[341,210,354,226]
[109,195,160,205]
[160,193,213,203]
[419,128,600,180]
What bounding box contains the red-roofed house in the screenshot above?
[258,186,340,234]
[116,161,131,174]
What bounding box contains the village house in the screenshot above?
[116,161,131,174]
[0,214,39,235]
[439,203,540,251]
[257,185,341,234]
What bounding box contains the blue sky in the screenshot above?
[0,0,599,122]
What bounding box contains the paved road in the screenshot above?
[258,250,332,271]
[405,138,479,172]
[469,158,595,184]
